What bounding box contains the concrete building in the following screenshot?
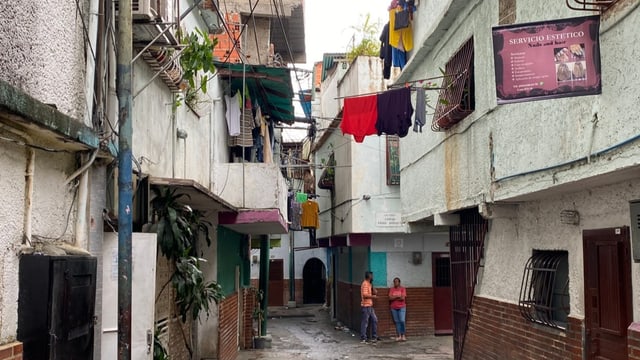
[396,0,640,359]
[0,0,303,359]
[309,54,452,338]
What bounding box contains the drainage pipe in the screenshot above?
[0,124,35,245]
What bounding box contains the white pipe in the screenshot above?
[0,124,35,245]
[64,148,99,185]
[83,0,100,127]
[74,153,90,249]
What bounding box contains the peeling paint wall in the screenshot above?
[0,1,87,121]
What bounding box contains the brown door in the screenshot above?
[583,227,633,360]
[432,252,453,335]
[268,259,284,306]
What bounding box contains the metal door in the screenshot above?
[583,227,633,360]
[102,233,157,360]
[268,259,284,306]
[432,252,453,335]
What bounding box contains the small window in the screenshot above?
[432,37,475,131]
[386,135,400,185]
[518,250,570,330]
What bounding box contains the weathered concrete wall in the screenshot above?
[0,1,87,121]
[249,232,327,280]
[372,233,449,288]
[212,163,288,212]
[401,0,640,218]
[0,137,77,343]
[477,178,640,320]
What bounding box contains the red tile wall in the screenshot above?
[218,292,239,360]
[335,281,435,337]
[463,296,582,360]
[0,342,22,360]
[630,322,640,360]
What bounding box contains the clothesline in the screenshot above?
[333,72,464,100]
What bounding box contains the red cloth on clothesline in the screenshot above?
[340,95,378,143]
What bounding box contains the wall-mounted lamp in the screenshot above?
[362,194,371,200]
[252,255,259,264]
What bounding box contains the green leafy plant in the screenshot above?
[151,186,223,326]
[346,13,381,62]
[176,28,218,108]
[172,256,224,322]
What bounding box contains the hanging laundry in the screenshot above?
[389,7,413,52]
[376,87,414,138]
[296,191,308,203]
[340,94,378,143]
[228,107,254,147]
[413,86,426,132]
[262,118,273,163]
[225,92,241,136]
[301,199,320,229]
[392,47,406,69]
[379,23,392,80]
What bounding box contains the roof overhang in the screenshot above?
[0,80,116,156]
[214,62,295,124]
[149,176,236,213]
[218,209,288,235]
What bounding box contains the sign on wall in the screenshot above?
[492,15,601,104]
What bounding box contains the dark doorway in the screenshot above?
[433,252,453,335]
[268,259,284,306]
[583,227,633,360]
[303,258,326,304]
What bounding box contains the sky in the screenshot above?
[282,1,389,142]
[302,1,389,70]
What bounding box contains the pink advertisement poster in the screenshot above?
[493,15,601,104]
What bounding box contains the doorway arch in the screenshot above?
[303,258,326,304]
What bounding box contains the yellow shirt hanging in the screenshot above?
[389,7,413,52]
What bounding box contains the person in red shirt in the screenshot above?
[388,277,407,341]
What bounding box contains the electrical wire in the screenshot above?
[32,186,79,242]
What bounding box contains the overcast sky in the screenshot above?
[303,1,388,70]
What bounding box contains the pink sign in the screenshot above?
[493,16,601,104]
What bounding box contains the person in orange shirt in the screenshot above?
[360,271,378,344]
[388,277,407,341]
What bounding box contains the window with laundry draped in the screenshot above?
[432,37,475,131]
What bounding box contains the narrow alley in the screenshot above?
[237,306,453,360]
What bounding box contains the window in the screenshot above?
[432,38,475,131]
[386,135,400,185]
[518,250,570,330]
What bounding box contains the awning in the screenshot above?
[218,209,288,235]
[149,177,236,213]
[214,62,295,124]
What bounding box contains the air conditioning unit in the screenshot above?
[114,0,157,21]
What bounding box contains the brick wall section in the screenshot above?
[463,296,582,360]
[242,288,257,349]
[218,292,239,360]
[335,282,434,337]
[0,342,22,360]
[630,322,640,360]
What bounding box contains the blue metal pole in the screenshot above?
[116,0,133,358]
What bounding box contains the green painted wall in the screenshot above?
[216,226,250,295]
[369,252,387,287]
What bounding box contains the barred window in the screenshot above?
[518,250,570,330]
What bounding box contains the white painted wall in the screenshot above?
[477,178,640,321]
[249,231,327,280]
[0,139,77,343]
[0,0,87,121]
[372,233,449,288]
[401,0,640,221]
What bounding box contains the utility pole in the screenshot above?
[116,0,133,358]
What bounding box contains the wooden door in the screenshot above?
[432,252,453,335]
[583,227,633,360]
[268,259,284,306]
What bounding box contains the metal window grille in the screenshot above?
[518,250,570,330]
[566,0,620,12]
[432,38,475,132]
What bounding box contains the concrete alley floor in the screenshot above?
[236,305,453,360]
